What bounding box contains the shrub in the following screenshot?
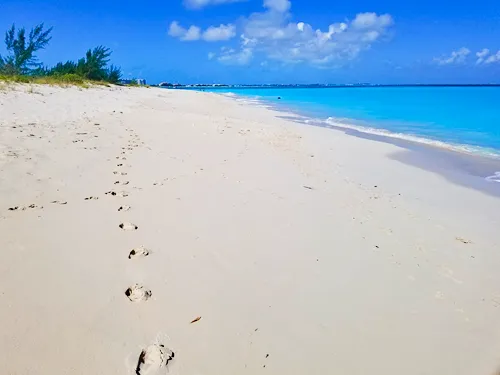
[48,46,122,83]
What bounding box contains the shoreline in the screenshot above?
[208,90,500,198]
[204,88,500,160]
[1,84,500,375]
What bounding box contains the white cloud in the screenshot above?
[184,26,202,41]
[203,24,236,41]
[263,0,291,12]
[218,45,253,65]
[183,0,245,10]
[351,12,393,30]
[168,21,201,41]
[168,21,236,42]
[168,21,186,38]
[434,47,470,65]
[434,47,500,66]
[482,48,500,64]
[173,1,394,68]
[484,50,500,64]
[223,8,393,66]
[476,48,490,64]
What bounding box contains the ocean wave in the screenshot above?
[485,172,500,183]
[324,117,500,159]
[229,95,276,109]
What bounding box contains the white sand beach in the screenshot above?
[1,83,500,375]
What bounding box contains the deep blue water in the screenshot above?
[200,86,500,158]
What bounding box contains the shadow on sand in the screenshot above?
[278,115,500,199]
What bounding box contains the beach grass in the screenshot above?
[0,75,153,89]
[0,74,113,88]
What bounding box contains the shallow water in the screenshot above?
[201,86,500,159]
[189,86,500,194]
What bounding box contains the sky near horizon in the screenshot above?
[1,0,500,84]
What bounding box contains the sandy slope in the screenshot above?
[0,83,499,375]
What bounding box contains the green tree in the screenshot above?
[77,46,112,80]
[49,61,78,75]
[48,46,122,83]
[0,23,52,75]
[106,64,122,84]
[0,23,122,84]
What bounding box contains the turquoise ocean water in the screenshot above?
[201,86,500,160]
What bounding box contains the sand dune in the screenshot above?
[1,83,499,375]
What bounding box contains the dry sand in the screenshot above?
[1,83,499,375]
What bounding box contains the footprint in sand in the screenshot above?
[18,204,42,210]
[125,284,151,302]
[106,191,128,197]
[129,246,150,259]
[84,196,99,200]
[456,237,472,244]
[118,205,131,212]
[119,222,138,230]
[136,344,174,375]
[51,200,68,205]
[10,204,43,210]
[117,163,123,167]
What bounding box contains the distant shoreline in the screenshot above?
[161,83,500,89]
[205,86,500,158]
[209,88,500,198]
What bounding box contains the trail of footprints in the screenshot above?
[112,128,175,374]
[4,125,172,372]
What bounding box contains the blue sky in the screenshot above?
[1,0,500,84]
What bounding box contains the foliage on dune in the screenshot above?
[0,23,122,85]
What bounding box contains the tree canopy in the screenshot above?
[0,23,52,75]
[49,46,122,83]
[0,23,122,84]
